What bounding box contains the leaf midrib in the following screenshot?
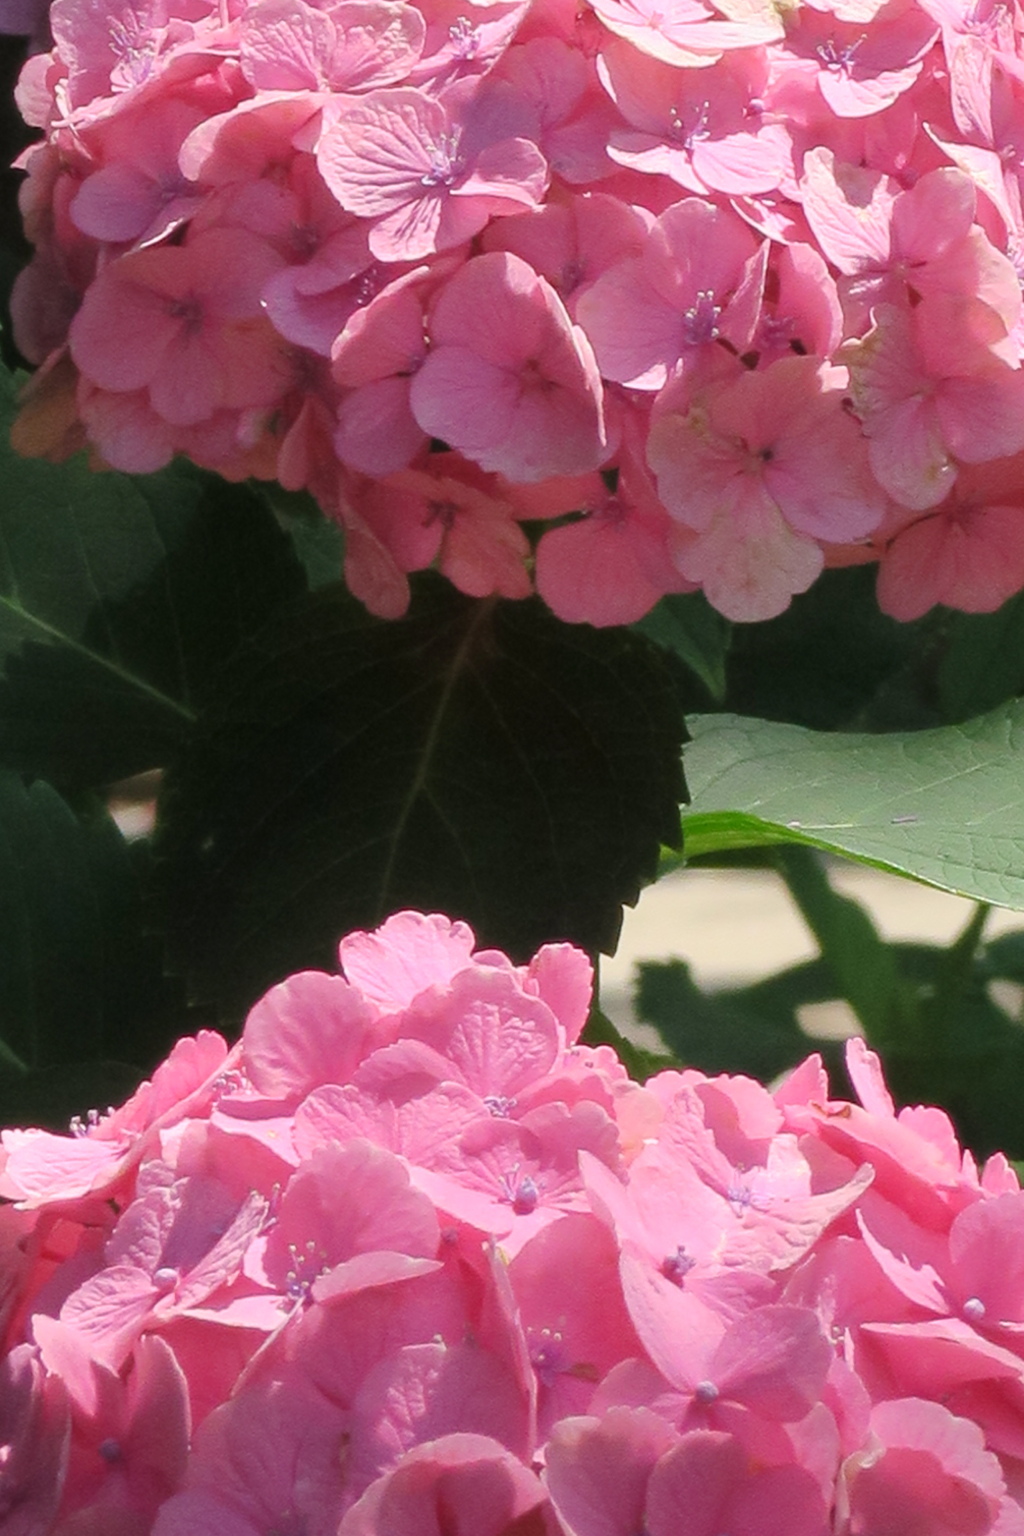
[374,596,496,918]
[0,593,197,725]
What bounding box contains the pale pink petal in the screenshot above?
[405,967,560,1100]
[335,376,427,474]
[0,1344,70,1536]
[411,252,606,480]
[347,1340,532,1492]
[527,943,594,1044]
[544,1408,678,1536]
[241,0,424,92]
[708,1304,833,1420]
[937,371,1024,463]
[338,911,477,1011]
[878,502,1024,620]
[948,1192,1024,1322]
[535,506,672,625]
[647,1432,829,1536]
[318,88,450,217]
[866,396,956,511]
[338,1434,555,1536]
[241,970,378,1100]
[848,1397,1006,1534]
[57,1265,160,1370]
[676,493,824,622]
[258,1141,439,1298]
[800,147,896,275]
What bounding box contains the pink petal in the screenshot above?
[544,1407,678,1536]
[338,911,477,1011]
[242,970,378,1101]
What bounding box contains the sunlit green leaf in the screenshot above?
[679,703,1024,910]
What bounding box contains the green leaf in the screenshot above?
[979,928,1024,985]
[771,846,917,1050]
[0,1060,148,1135]
[153,577,687,1015]
[581,1003,678,1082]
[635,931,1024,1158]
[253,481,345,590]
[632,592,730,701]
[0,363,306,788]
[729,956,852,1047]
[854,939,1024,1160]
[723,567,930,731]
[0,771,183,1125]
[936,596,1024,723]
[633,956,815,1081]
[679,702,1024,910]
[0,40,34,371]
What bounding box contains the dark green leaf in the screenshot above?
[745,936,1024,1159]
[723,567,931,731]
[679,703,1024,910]
[731,956,852,1040]
[0,771,183,1124]
[0,363,306,788]
[0,1060,147,1134]
[980,929,1024,985]
[936,596,1024,723]
[153,577,687,1015]
[632,592,730,701]
[867,940,1024,1160]
[635,934,1024,1157]
[253,481,345,590]
[771,846,917,1051]
[581,1003,677,1082]
[0,38,34,372]
[633,957,814,1080]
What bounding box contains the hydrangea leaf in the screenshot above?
[636,939,1024,1158]
[632,956,817,1082]
[153,577,686,1014]
[679,703,1024,909]
[936,594,1024,723]
[631,591,731,701]
[771,845,918,1049]
[0,362,305,789]
[0,770,182,1127]
[253,482,345,590]
[581,1003,678,1083]
[723,566,928,732]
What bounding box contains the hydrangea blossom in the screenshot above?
[5,910,1024,1533]
[12,0,1024,623]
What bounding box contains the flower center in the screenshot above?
[448,17,482,58]
[284,1239,329,1303]
[816,34,866,74]
[483,1094,517,1117]
[421,133,464,188]
[669,100,711,151]
[682,289,721,346]
[167,295,204,336]
[661,1245,697,1285]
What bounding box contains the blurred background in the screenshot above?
[603,862,1024,1053]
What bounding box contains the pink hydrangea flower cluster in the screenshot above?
[12,0,1024,623]
[4,910,1024,1535]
